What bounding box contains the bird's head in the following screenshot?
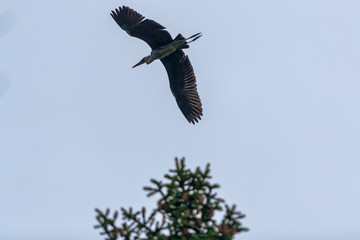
[132,56,149,68]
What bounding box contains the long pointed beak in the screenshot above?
[132,59,146,68]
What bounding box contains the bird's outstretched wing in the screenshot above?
[111,6,173,49]
[161,50,203,124]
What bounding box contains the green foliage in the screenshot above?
[94,157,248,240]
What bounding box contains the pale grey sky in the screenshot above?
[1,0,360,240]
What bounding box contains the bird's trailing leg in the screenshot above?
[186,32,202,44]
[175,32,202,49]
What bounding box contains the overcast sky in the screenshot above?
[1,0,360,240]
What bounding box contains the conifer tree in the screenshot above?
[95,157,248,240]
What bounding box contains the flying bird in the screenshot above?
[111,6,203,124]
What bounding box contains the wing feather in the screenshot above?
[161,50,203,124]
[111,6,173,49]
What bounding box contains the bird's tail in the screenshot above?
[175,32,202,49]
